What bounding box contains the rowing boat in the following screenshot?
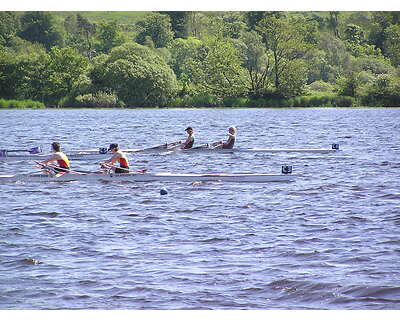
[71,143,340,154]
[0,144,340,161]
[0,152,110,161]
[182,146,339,154]
[0,171,295,183]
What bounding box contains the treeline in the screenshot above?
[1,11,400,108]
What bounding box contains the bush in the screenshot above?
[222,96,249,107]
[249,94,356,108]
[290,94,355,107]
[0,98,45,109]
[331,96,355,107]
[74,92,120,108]
[360,74,400,106]
[307,80,335,93]
[247,97,290,108]
[172,93,220,107]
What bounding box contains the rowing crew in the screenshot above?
[173,126,237,150]
[36,126,237,174]
[38,142,130,173]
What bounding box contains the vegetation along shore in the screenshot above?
[1,11,400,108]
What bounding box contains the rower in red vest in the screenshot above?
[39,142,70,172]
[100,143,130,173]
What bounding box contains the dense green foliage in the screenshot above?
[1,11,400,107]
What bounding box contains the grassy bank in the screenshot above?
[172,93,356,108]
[0,94,391,109]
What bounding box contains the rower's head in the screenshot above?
[185,127,193,135]
[108,143,119,152]
[51,142,61,152]
[228,126,237,135]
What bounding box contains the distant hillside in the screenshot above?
[50,11,148,25]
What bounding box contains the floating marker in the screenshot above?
[160,188,168,195]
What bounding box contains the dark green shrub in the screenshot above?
[74,92,119,108]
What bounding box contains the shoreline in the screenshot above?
[1,105,399,110]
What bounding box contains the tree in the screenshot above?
[95,21,124,54]
[256,16,314,96]
[383,24,400,67]
[0,47,20,98]
[90,42,178,106]
[18,12,62,50]
[336,73,359,97]
[344,24,365,44]
[135,13,174,48]
[343,24,382,58]
[63,14,97,58]
[0,42,49,101]
[76,14,96,58]
[368,12,400,55]
[163,12,190,39]
[327,11,340,38]
[245,11,283,31]
[186,12,210,39]
[189,35,247,97]
[303,49,335,83]
[361,73,400,106]
[169,37,204,78]
[210,12,247,39]
[0,11,20,46]
[44,46,90,104]
[168,37,204,96]
[237,30,273,97]
[319,32,352,78]
[278,59,308,97]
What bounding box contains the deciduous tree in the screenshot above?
[45,46,90,104]
[18,12,62,50]
[256,16,315,96]
[90,42,178,106]
[0,11,20,46]
[191,35,247,97]
[95,21,124,54]
[135,13,174,48]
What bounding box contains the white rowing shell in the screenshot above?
[0,172,296,183]
[0,146,340,161]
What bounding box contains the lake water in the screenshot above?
[0,108,399,310]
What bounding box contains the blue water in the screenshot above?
[0,108,399,309]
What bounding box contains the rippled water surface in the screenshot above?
[0,108,399,309]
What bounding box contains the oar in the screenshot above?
[161,143,209,154]
[100,163,147,174]
[34,161,62,174]
[1,146,42,154]
[190,143,211,150]
[132,141,181,153]
[208,141,223,149]
[34,161,89,175]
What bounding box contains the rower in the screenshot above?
[100,143,130,173]
[180,127,195,149]
[39,142,70,172]
[212,126,237,149]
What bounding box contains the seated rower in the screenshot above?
[212,126,237,149]
[39,142,70,172]
[178,127,195,149]
[100,143,130,173]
